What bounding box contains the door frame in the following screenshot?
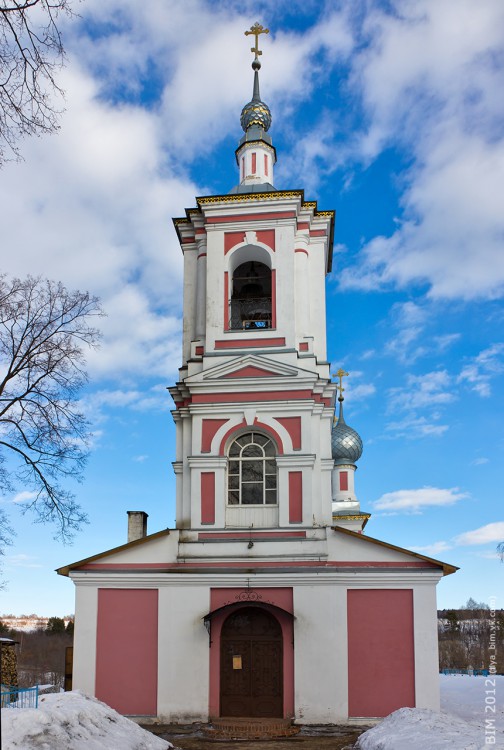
[220,606,283,717]
[207,590,294,719]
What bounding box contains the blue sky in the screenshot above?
[0,0,503,616]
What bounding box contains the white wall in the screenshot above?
[413,584,441,710]
[72,585,98,695]
[293,584,348,723]
[157,585,210,722]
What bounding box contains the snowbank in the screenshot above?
[355,707,493,749]
[2,690,173,750]
[356,675,504,750]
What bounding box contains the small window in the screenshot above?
[227,432,277,506]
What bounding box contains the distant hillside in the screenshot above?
[0,614,73,632]
[438,607,504,673]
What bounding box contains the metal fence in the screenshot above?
[0,685,39,709]
[441,668,489,676]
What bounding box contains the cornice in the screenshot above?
[69,569,445,587]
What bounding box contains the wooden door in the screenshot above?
[220,607,283,717]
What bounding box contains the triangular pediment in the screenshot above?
[223,364,279,379]
[188,355,303,384]
[331,527,458,576]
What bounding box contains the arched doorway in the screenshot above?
[220,606,283,717]
[230,260,272,330]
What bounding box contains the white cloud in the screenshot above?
[385,414,449,439]
[471,457,489,466]
[457,344,504,398]
[82,385,171,425]
[477,550,502,560]
[0,61,192,386]
[374,486,468,513]
[339,1,504,300]
[388,370,455,412]
[433,333,461,352]
[5,554,43,569]
[12,492,38,505]
[454,522,504,546]
[132,455,148,463]
[350,384,376,400]
[383,303,459,364]
[410,541,453,557]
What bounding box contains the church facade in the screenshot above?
[58,26,456,725]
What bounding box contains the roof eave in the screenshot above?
[56,528,171,577]
[332,526,459,577]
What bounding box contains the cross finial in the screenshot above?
[333,368,349,401]
[245,22,269,58]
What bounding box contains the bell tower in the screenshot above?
[170,25,356,540]
[62,25,451,727]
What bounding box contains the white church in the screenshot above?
[58,24,456,729]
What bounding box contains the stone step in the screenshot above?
[206,716,300,740]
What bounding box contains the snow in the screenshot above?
[2,691,173,750]
[356,675,504,750]
[2,675,503,750]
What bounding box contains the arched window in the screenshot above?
[227,432,277,506]
[230,261,272,330]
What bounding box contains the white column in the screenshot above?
[295,237,310,339]
[195,239,207,340]
[72,584,98,695]
[413,583,442,710]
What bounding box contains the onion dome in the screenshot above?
[240,59,272,133]
[331,398,363,464]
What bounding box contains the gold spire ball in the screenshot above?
[240,22,272,133]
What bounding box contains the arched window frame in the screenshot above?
[226,244,275,331]
[227,431,278,506]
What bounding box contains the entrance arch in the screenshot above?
[220,606,283,717]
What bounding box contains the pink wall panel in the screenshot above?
[214,337,285,349]
[223,365,278,378]
[218,419,285,456]
[276,417,302,450]
[201,472,216,524]
[288,471,303,523]
[96,589,158,716]
[201,419,227,452]
[347,589,415,717]
[339,471,348,491]
[256,229,275,251]
[224,231,245,254]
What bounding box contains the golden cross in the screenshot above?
[245,22,269,57]
[333,368,349,399]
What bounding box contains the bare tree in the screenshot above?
[0,0,73,164]
[0,275,102,542]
